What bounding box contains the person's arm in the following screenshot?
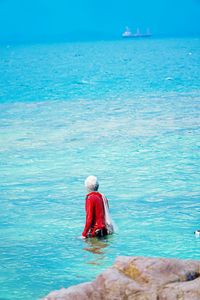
[102,193,109,209]
[106,197,109,209]
[82,197,94,237]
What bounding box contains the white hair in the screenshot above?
[85,175,99,192]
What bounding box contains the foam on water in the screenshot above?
[0,38,200,300]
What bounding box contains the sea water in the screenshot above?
[0,38,199,300]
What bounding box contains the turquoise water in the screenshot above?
[0,38,200,300]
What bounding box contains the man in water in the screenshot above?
[82,175,109,238]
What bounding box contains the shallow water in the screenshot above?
[0,38,200,299]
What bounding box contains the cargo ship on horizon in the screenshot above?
[122,27,152,38]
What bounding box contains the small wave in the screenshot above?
[165,77,173,81]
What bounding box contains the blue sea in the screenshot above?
[0,37,200,300]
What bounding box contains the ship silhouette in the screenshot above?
[122,27,152,38]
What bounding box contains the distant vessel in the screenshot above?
[122,27,152,38]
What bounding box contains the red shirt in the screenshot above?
[82,191,106,237]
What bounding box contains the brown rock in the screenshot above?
[43,256,200,300]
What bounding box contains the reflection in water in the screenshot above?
[83,236,111,265]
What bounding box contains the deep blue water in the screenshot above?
[0,38,200,300]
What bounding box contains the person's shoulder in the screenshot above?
[87,192,101,201]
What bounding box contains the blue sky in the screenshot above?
[0,0,200,42]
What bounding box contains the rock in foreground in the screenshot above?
[43,256,200,300]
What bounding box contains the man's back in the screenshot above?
[82,191,106,237]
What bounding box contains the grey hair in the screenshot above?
[85,175,99,192]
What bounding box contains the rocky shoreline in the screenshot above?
[43,256,200,300]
